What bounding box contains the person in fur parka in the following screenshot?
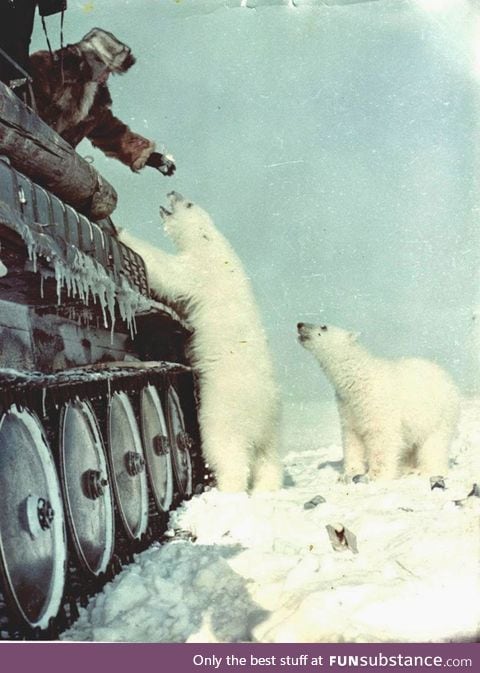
[30,27,175,175]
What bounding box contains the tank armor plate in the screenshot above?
[0,156,155,334]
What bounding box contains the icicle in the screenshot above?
[87,219,94,243]
[54,260,63,305]
[99,226,106,250]
[42,387,47,418]
[26,236,37,273]
[13,216,149,336]
[110,316,116,344]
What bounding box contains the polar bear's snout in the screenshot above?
[297,322,313,343]
[167,191,184,205]
[297,322,328,332]
[160,192,190,220]
[161,192,195,220]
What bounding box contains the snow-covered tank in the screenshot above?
[0,81,203,639]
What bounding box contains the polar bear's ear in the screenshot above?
[349,331,361,341]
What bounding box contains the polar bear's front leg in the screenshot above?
[202,431,252,492]
[250,437,283,492]
[416,427,451,476]
[198,403,252,492]
[342,428,368,478]
[118,230,189,303]
[364,431,403,480]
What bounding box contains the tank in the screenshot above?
[0,82,205,639]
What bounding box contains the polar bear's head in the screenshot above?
[159,192,215,251]
[297,322,360,363]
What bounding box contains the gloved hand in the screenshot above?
[145,151,176,176]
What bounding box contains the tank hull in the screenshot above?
[0,85,205,640]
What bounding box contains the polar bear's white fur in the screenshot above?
[120,192,282,492]
[297,322,460,480]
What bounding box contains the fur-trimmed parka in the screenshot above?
[30,28,155,171]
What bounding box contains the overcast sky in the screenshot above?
[31,0,480,400]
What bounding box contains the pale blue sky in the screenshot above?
[32,0,480,400]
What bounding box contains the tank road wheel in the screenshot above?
[0,407,66,632]
[166,386,193,498]
[59,400,114,576]
[107,392,149,540]
[140,385,174,513]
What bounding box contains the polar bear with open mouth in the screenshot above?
[120,192,282,492]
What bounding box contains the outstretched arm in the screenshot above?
[119,229,188,303]
[87,105,155,171]
[87,106,175,175]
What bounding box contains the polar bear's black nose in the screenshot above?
[297,322,305,330]
[168,191,184,203]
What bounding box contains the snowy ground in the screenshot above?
[61,399,480,643]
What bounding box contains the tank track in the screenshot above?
[0,362,207,641]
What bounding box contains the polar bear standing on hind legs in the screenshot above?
[120,192,282,492]
[297,322,460,480]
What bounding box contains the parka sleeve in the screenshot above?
[86,103,155,172]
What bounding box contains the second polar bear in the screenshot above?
[120,192,282,492]
[297,322,460,480]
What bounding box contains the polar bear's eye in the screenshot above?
[186,202,193,209]
[320,325,328,331]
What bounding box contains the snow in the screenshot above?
[60,398,480,643]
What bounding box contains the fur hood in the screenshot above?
[77,28,136,79]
